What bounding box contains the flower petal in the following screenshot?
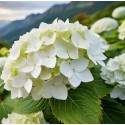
[31,66,41,78]
[60,61,72,78]
[41,83,52,98]
[24,79,32,93]
[40,69,51,80]
[76,69,94,82]
[52,84,68,100]
[68,72,81,88]
[71,58,89,72]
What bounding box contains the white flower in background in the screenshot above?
[100,67,115,85]
[118,20,125,40]
[112,6,125,19]
[60,58,93,88]
[0,57,7,67]
[110,85,125,100]
[1,19,107,100]
[2,111,47,124]
[91,17,118,33]
[100,53,125,100]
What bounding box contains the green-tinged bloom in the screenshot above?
[112,6,125,19]
[100,53,125,100]
[91,17,118,33]
[118,20,125,40]
[2,111,47,124]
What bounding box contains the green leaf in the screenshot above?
[0,94,15,123]
[91,66,113,98]
[102,96,125,124]
[50,83,102,124]
[14,96,48,114]
[43,104,61,124]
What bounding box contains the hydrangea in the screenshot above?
[118,20,125,40]
[100,53,125,100]
[1,111,47,124]
[112,6,125,19]
[1,19,107,100]
[91,17,118,33]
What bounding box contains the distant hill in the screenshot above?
[0,1,117,44]
[0,21,10,28]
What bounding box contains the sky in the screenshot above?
[0,1,70,21]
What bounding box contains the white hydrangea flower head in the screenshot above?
[91,17,118,33]
[100,53,125,100]
[1,19,107,100]
[112,6,125,19]
[118,20,125,40]
[1,111,47,124]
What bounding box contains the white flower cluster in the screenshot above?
[118,20,125,40]
[91,17,118,33]
[2,111,47,124]
[1,19,107,100]
[112,6,125,19]
[100,53,125,100]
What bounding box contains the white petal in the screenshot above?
[52,84,68,100]
[9,42,20,60]
[20,65,34,73]
[40,69,51,80]
[24,79,32,93]
[71,32,90,49]
[71,58,89,72]
[96,53,107,60]
[68,72,81,88]
[33,53,42,66]
[12,73,26,88]
[42,57,56,68]
[96,60,105,67]
[41,83,52,98]
[11,88,18,99]
[31,86,43,100]
[88,43,101,55]
[43,33,56,45]
[60,61,72,78]
[110,87,121,99]
[87,50,97,65]
[56,49,69,59]
[76,69,94,82]
[68,46,78,59]
[39,22,49,30]
[31,66,41,78]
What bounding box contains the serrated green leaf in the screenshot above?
[102,96,125,124]
[14,96,48,114]
[91,66,113,98]
[43,103,61,124]
[50,83,102,124]
[0,94,15,123]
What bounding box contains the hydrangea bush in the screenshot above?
[1,5,125,124]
